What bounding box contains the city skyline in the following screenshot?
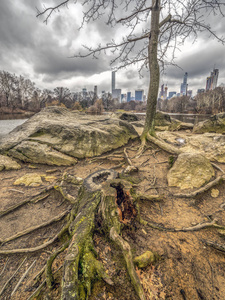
[0,1,225,97]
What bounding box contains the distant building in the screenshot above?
[197,88,205,94]
[112,71,116,93]
[121,94,126,103]
[135,89,144,101]
[206,68,219,91]
[94,85,98,100]
[127,92,131,102]
[159,84,168,99]
[112,89,121,102]
[82,88,87,98]
[180,72,188,95]
[187,90,193,97]
[168,91,176,99]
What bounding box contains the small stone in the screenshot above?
[142,229,147,235]
[211,188,219,198]
[134,251,156,268]
[28,164,38,169]
[14,173,44,187]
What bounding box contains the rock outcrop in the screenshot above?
[167,153,215,190]
[193,112,225,133]
[0,107,138,165]
[0,155,21,171]
[157,131,225,163]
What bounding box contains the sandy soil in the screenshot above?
[0,138,225,300]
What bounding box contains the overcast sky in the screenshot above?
[1,0,225,97]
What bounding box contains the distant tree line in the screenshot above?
[158,87,225,115]
[0,70,147,115]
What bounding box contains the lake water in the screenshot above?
[168,113,211,124]
[135,112,211,124]
[0,118,27,138]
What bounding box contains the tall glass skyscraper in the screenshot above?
[112,71,116,93]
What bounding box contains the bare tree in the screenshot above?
[54,86,71,105]
[0,71,15,107]
[37,0,225,147]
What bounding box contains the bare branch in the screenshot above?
[36,0,70,23]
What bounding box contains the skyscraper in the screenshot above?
[112,89,121,102]
[135,89,144,101]
[127,92,131,102]
[112,71,116,93]
[180,72,188,95]
[94,85,98,101]
[206,69,219,91]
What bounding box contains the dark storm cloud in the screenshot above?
[0,0,111,82]
[0,0,225,94]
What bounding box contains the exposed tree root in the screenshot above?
[174,175,225,198]
[27,265,63,300]
[211,162,225,174]
[46,240,70,290]
[0,257,27,297]
[0,210,70,246]
[0,257,8,277]
[203,240,225,254]
[176,219,225,232]
[54,185,76,203]
[11,259,36,297]
[61,186,113,300]
[146,218,225,232]
[0,192,50,218]
[0,170,147,299]
[100,179,145,300]
[124,147,132,165]
[0,213,72,255]
[136,139,147,158]
[146,133,182,155]
[110,227,146,300]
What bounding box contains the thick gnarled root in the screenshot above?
[100,179,146,300]
[61,189,112,300]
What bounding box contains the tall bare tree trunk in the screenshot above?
[141,0,160,140]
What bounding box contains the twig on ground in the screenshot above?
[111,162,125,169]
[0,258,9,277]
[8,189,25,194]
[89,154,124,163]
[140,158,150,166]
[150,160,168,165]
[174,175,225,198]
[144,186,168,192]
[32,265,46,283]
[11,259,37,296]
[0,257,27,297]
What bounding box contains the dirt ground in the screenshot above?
[0,136,225,300]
